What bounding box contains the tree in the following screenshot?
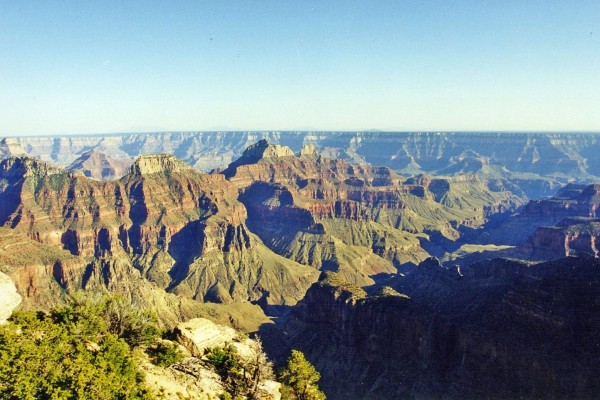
[148,341,184,367]
[0,305,152,399]
[246,337,274,396]
[205,344,246,397]
[204,338,274,399]
[279,350,326,400]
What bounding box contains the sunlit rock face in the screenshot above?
[0,272,21,324]
[0,154,318,312]
[226,142,524,280]
[67,150,132,180]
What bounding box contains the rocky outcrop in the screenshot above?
[270,256,600,399]
[140,351,224,400]
[175,318,282,399]
[0,138,26,159]
[485,183,600,255]
[0,272,21,324]
[175,318,240,357]
[524,218,600,259]
[222,139,295,180]
[299,143,318,157]
[129,154,191,176]
[229,144,523,274]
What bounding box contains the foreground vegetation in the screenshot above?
[0,294,158,399]
[204,344,325,400]
[0,293,325,399]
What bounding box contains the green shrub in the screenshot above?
[0,306,153,399]
[148,341,184,367]
[205,339,274,399]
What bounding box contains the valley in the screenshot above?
[1,136,600,399]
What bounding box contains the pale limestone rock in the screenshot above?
[259,380,282,400]
[299,143,318,157]
[139,345,223,400]
[0,138,26,157]
[174,318,281,399]
[0,272,21,325]
[261,143,294,158]
[130,154,191,175]
[175,318,239,357]
[243,140,294,160]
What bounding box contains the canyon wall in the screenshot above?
[4,132,600,197]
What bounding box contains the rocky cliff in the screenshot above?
[270,256,600,399]
[0,144,528,320]
[225,145,524,280]
[67,150,132,180]
[0,154,319,325]
[1,138,599,399]
[481,183,600,260]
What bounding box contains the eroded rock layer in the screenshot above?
[225,142,524,282]
[0,155,319,321]
[3,132,599,199]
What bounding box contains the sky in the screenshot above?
[1,1,599,135]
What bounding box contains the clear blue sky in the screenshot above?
[1,1,599,135]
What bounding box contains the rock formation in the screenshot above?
[1,138,600,398]
[174,318,281,399]
[175,318,241,357]
[480,183,600,260]
[6,131,600,197]
[268,256,600,399]
[0,154,319,325]
[0,272,21,324]
[225,145,524,280]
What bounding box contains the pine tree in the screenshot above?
[280,350,326,400]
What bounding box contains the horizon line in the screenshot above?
[4,129,600,139]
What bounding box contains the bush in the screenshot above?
[53,292,161,347]
[0,306,152,399]
[148,341,184,367]
[205,344,245,395]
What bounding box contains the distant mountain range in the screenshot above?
[2,131,600,198]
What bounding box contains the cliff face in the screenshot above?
[275,257,600,399]
[524,219,600,259]
[484,183,600,258]
[226,147,523,279]
[0,146,525,318]
[0,272,21,324]
[0,155,319,317]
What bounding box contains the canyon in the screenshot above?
[1,136,600,398]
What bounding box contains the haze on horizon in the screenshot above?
[1,1,599,136]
